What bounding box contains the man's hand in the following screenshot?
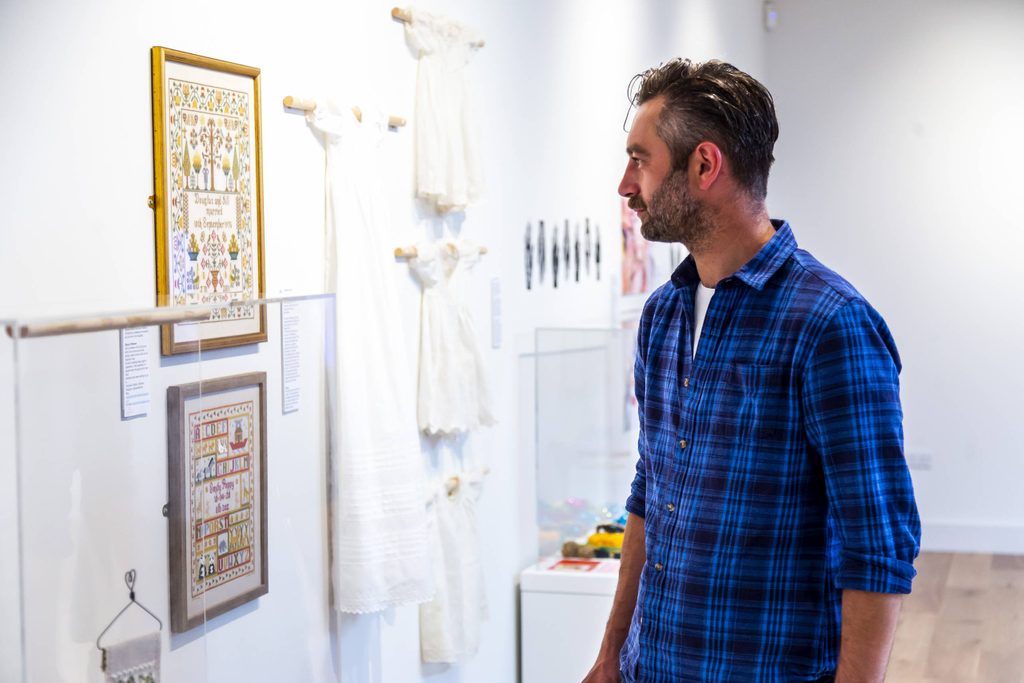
[581,513,646,683]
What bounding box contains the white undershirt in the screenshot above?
[693,284,716,359]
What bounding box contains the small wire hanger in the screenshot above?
[96,569,163,653]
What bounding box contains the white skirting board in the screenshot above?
[920,520,1024,555]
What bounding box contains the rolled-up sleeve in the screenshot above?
[625,319,648,519]
[802,300,921,594]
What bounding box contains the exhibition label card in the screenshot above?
[281,301,300,414]
[120,327,151,418]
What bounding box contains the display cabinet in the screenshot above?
[1,295,338,683]
[520,327,639,683]
[533,327,638,558]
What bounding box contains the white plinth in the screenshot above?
[520,557,620,683]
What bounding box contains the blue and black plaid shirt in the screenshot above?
[620,221,920,682]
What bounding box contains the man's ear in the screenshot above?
[691,141,724,191]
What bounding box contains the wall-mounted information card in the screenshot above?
[281,301,301,414]
[120,327,151,418]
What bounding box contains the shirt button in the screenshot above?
[654,562,664,572]
[666,503,675,512]
[679,439,688,449]
[683,377,690,388]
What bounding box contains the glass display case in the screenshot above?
[533,327,639,560]
[1,295,338,683]
[520,326,639,683]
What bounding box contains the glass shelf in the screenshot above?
[1,294,341,683]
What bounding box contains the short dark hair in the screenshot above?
[628,59,779,201]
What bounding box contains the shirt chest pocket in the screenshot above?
[702,362,795,446]
[732,363,795,444]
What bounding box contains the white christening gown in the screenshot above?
[404,8,483,213]
[307,104,432,613]
[408,239,496,435]
[419,469,488,663]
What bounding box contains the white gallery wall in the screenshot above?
[0,1,767,682]
[765,0,1024,553]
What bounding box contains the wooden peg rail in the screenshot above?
[445,466,491,496]
[394,244,489,259]
[390,7,485,48]
[281,95,317,111]
[282,96,406,128]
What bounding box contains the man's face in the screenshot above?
[618,97,713,249]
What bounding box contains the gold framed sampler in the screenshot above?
[167,372,268,633]
[151,47,267,355]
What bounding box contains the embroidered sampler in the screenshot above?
[166,78,257,324]
[187,399,258,595]
[103,632,160,683]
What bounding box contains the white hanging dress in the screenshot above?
[419,469,488,663]
[404,8,483,213]
[408,239,496,435]
[307,104,432,613]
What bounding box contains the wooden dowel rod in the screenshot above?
[391,7,484,47]
[394,244,488,259]
[282,95,316,111]
[286,97,405,127]
[444,466,490,495]
[6,308,212,339]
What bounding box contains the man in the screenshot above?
[583,59,920,682]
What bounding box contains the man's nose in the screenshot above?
[618,163,637,198]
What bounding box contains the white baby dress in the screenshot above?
[404,8,483,213]
[408,239,496,435]
[419,470,488,663]
[307,104,432,613]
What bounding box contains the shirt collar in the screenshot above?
[670,219,796,291]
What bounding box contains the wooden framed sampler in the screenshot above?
[167,372,268,633]
[151,47,267,355]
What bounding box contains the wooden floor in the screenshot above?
[888,552,1024,683]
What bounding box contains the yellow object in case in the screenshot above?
[586,524,625,550]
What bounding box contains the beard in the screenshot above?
[629,168,714,251]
